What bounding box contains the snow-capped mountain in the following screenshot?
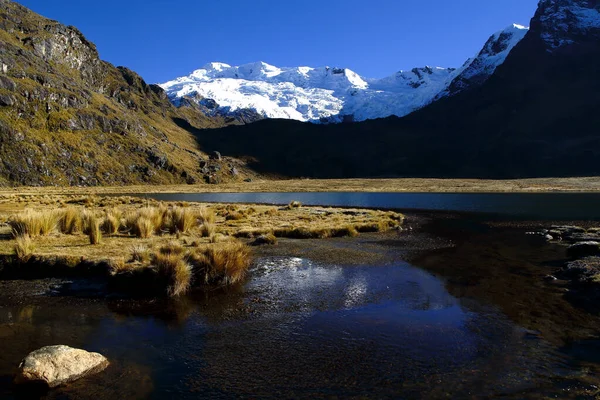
[532,0,600,50]
[439,24,528,98]
[160,24,529,123]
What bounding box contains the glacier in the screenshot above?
[160,24,529,123]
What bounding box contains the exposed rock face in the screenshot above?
[441,24,528,98]
[14,345,109,388]
[532,0,600,51]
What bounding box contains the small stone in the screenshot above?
[14,345,109,388]
[567,242,600,259]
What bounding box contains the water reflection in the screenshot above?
[0,258,564,399]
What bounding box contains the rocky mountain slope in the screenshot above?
[0,0,258,186]
[160,24,528,123]
[192,0,600,179]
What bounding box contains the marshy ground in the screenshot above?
[0,194,403,297]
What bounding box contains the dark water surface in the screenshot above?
[2,193,600,398]
[140,192,600,220]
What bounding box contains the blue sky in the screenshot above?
[17,0,540,83]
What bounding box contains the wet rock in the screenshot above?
[14,345,109,388]
[559,257,600,284]
[567,242,600,259]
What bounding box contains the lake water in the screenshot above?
[0,258,565,399]
[139,192,600,220]
[1,193,599,398]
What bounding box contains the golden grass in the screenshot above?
[103,208,122,235]
[0,199,404,297]
[171,207,197,233]
[209,233,233,244]
[198,206,216,224]
[225,211,245,221]
[130,244,151,263]
[87,214,102,245]
[59,207,83,234]
[1,178,600,196]
[159,240,185,256]
[136,217,155,239]
[152,252,192,297]
[188,241,251,286]
[199,222,216,238]
[9,209,59,237]
[13,235,35,261]
[251,233,278,246]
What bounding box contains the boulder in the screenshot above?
[209,151,222,161]
[14,345,109,388]
[559,257,600,284]
[567,241,600,259]
[0,75,16,91]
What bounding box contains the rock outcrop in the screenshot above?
[14,345,109,387]
[0,1,258,186]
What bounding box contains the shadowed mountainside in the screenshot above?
[189,0,600,179]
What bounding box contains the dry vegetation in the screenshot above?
[0,195,404,297]
[1,177,599,197]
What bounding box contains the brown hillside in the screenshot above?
[0,0,259,186]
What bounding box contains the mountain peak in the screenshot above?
[533,0,600,50]
[202,62,231,71]
[160,23,531,123]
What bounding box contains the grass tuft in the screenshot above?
[102,208,122,235]
[86,214,102,245]
[136,217,155,239]
[171,207,197,233]
[251,233,278,246]
[130,244,150,263]
[13,234,35,261]
[159,240,185,256]
[199,222,216,238]
[9,209,59,237]
[152,252,192,297]
[59,208,83,234]
[188,241,251,286]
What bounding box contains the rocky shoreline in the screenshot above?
[529,225,600,313]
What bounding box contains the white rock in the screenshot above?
[14,345,109,388]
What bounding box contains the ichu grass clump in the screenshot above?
[152,252,192,297]
[102,208,122,235]
[13,234,35,261]
[9,209,59,237]
[171,207,197,233]
[59,208,83,234]
[188,241,251,286]
[84,212,103,245]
